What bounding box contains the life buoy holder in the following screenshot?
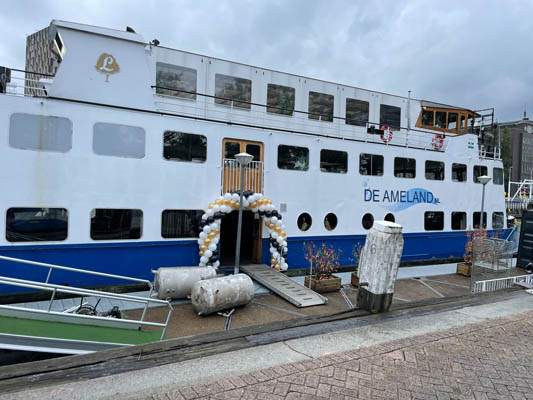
[432,133,444,149]
[380,125,393,143]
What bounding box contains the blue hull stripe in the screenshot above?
[0,230,508,294]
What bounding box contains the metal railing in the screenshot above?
[0,255,155,322]
[0,275,172,340]
[0,67,51,97]
[471,274,533,293]
[221,159,264,194]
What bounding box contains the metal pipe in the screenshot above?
[161,305,173,340]
[45,267,53,284]
[47,288,57,312]
[140,286,153,322]
[234,165,245,275]
[480,183,486,232]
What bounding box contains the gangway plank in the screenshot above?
[240,264,327,308]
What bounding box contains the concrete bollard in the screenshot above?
[356,221,404,313]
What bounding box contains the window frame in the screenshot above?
[6,207,69,242]
[424,211,444,231]
[452,163,467,182]
[163,131,207,163]
[155,62,197,100]
[161,209,204,239]
[93,122,146,159]
[345,98,369,127]
[394,157,416,179]
[90,208,143,241]
[320,149,348,174]
[425,160,445,181]
[9,113,73,153]
[379,104,401,131]
[473,165,488,183]
[451,211,467,230]
[214,73,252,110]
[266,83,295,116]
[277,144,309,171]
[308,91,334,122]
[359,153,384,176]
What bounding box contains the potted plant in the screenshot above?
[303,242,342,293]
[349,243,363,287]
[457,229,488,276]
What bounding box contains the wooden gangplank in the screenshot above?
[240,264,327,307]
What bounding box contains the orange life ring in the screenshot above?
[432,133,444,149]
[380,125,393,143]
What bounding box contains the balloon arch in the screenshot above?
[197,192,288,271]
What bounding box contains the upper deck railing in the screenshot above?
[0,67,51,97]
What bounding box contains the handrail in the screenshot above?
[0,255,154,322]
[0,275,172,340]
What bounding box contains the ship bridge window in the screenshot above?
[9,113,72,153]
[6,207,68,242]
[394,157,416,178]
[308,91,334,122]
[320,149,347,173]
[215,74,251,110]
[435,111,447,129]
[473,212,487,229]
[424,211,444,231]
[90,209,142,240]
[93,123,145,159]
[155,63,197,100]
[162,210,204,238]
[422,110,434,126]
[473,165,488,183]
[359,153,383,176]
[267,84,295,116]
[164,131,207,162]
[447,113,458,130]
[379,104,401,131]
[492,212,504,229]
[425,160,445,181]
[493,168,503,185]
[278,145,309,171]
[346,98,369,127]
[452,163,467,182]
[451,212,466,230]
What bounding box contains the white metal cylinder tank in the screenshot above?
[153,266,217,300]
[191,273,254,316]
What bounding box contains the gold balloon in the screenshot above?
[200,245,207,252]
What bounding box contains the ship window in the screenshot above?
[384,213,395,223]
[473,212,487,229]
[214,73,251,110]
[435,111,447,128]
[155,62,197,100]
[424,211,444,231]
[324,213,338,231]
[451,212,466,230]
[492,212,504,229]
[308,91,334,122]
[452,163,467,182]
[460,115,466,131]
[473,165,488,183]
[224,141,240,159]
[493,168,504,185]
[278,145,309,171]
[297,213,312,231]
[379,104,401,130]
[267,84,295,116]
[394,157,416,178]
[163,131,206,162]
[6,207,68,242]
[425,160,445,181]
[346,98,369,127]
[362,213,374,230]
[447,112,458,130]
[422,110,434,126]
[162,210,203,238]
[90,209,142,240]
[93,123,145,158]
[9,113,72,153]
[359,153,383,176]
[320,149,347,173]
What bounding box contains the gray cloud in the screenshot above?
[1,0,533,121]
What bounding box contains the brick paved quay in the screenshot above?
[151,311,533,400]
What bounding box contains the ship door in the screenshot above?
[220,139,264,265]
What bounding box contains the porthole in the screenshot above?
[324,213,337,231]
[297,213,312,231]
[362,213,374,230]
[384,213,395,223]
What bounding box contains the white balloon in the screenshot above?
[218,196,224,200]
[242,199,249,208]
[271,216,278,223]
[204,250,213,258]
[210,223,218,230]
[251,208,258,213]
[221,205,229,213]
[197,238,203,245]
[203,225,211,233]
[231,193,240,201]
[199,262,206,267]
[282,241,287,247]
[201,214,208,220]
[213,205,221,212]
[200,256,208,264]
[273,251,279,259]
[276,236,284,243]
[281,224,286,230]
[213,237,219,245]
[271,232,279,239]
[224,193,232,199]
[248,195,256,203]
[208,243,217,251]
[270,246,276,254]
[282,263,288,271]
[199,232,207,240]
[206,209,214,217]
[214,261,220,268]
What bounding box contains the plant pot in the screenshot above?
[456,262,471,277]
[304,275,341,293]
[350,272,359,288]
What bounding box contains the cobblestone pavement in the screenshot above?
[149,311,533,400]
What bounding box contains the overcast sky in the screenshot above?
[1,0,532,122]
